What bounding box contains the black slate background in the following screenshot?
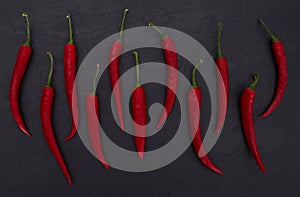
[0,0,299,196]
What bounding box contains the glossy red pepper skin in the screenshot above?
[214,23,229,133]
[214,57,229,132]
[188,87,223,175]
[86,93,110,169]
[156,37,178,128]
[63,44,79,141]
[132,87,147,160]
[241,87,266,174]
[40,87,72,186]
[260,40,287,118]
[259,19,288,118]
[10,45,32,137]
[109,41,125,130]
[216,58,229,98]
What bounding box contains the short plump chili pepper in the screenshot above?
[63,14,79,142]
[9,12,32,137]
[258,19,288,119]
[109,9,129,131]
[40,52,72,186]
[132,51,147,160]
[148,22,178,129]
[214,22,229,133]
[240,74,266,174]
[188,60,223,175]
[86,64,110,169]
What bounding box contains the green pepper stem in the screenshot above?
[258,19,279,43]
[118,9,129,42]
[22,12,30,46]
[66,14,74,44]
[249,74,259,90]
[192,59,204,87]
[46,52,54,87]
[217,22,223,58]
[92,64,100,95]
[133,51,140,87]
[148,22,168,39]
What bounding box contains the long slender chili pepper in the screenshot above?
[9,13,32,137]
[63,14,79,142]
[214,22,229,133]
[259,19,287,119]
[188,60,223,175]
[86,64,110,169]
[240,74,266,174]
[132,51,147,160]
[40,52,72,186]
[109,9,129,131]
[148,22,178,129]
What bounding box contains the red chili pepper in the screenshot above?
[240,74,266,174]
[63,14,79,142]
[148,22,178,129]
[86,64,110,169]
[188,61,223,175]
[258,19,288,119]
[109,9,128,131]
[40,52,72,186]
[9,13,32,137]
[214,22,229,133]
[132,51,147,160]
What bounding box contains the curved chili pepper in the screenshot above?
[148,22,178,129]
[9,13,32,137]
[240,74,266,174]
[64,14,79,142]
[109,9,128,131]
[259,19,288,119]
[214,22,229,133]
[40,52,72,186]
[86,64,110,169]
[132,51,147,160]
[188,60,222,175]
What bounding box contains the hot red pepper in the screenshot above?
[188,61,222,175]
[148,22,178,129]
[109,9,128,131]
[40,52,72,186]
[240,74,266,174]
[9,13,32,137]
[214,22,229,133]
[86,64,110,169]
[132,51,147,160]
[63,14,79,142]
[259,19,288,119]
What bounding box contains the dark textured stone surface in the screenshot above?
[0,0,299,196]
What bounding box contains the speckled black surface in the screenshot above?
[0,0,299,196]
